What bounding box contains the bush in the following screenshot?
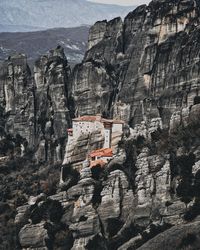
[30,200,63,224]
[53,225,74,250]
[184,202,200,221]
[91,165,104,180]
[107,218,124,238]
[40,173,58,195]
[179,233,197,248]
[194,96,200,105]
[91,182,102,208]
[175,153,195,205]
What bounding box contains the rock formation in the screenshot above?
[0,54,34,145]
[34,46,71,163]
[0,46,72,163]
[72,0,200,128]
[1,0,200,249]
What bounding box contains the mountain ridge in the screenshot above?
[0,26,90,65]
[0,0,135,32]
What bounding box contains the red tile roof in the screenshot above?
[89,148,113,158]
[73,116,124,124]
[73,116,101,122]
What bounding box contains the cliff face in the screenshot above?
[0,54,34,140]
[1,0,200,250]
[73,0,200,127]
[0,46,71,163]
[0,47,72,249]
[34,46,71,163]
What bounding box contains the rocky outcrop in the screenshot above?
[0,54,35,147]
[19,222,50,249]
[13,102,200,250]
[63,130,104,170]
[0,46,72,163]
[98,170,133,236]
[34,46,71,163]
[2,0,200,249]
[67,164,101,248]
[72,0,200,128]
[138,221,200,250]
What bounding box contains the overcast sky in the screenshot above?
[89,0,151,5]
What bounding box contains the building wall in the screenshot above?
[94,121,104,130]
[72,120,123,152]
[73,121,95,138]
[72,120,104,139]
[103,128,111,148]
[112,123,123,133]
[93,156,113,161]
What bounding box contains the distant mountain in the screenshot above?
[0,26,90,65]
[0,0,135,32]
[0,24,44,33]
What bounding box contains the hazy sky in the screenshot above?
[89,0,151,5]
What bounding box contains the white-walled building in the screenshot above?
[88,148,113,168]
[67,115,124,149]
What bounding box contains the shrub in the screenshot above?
[40,173,58,195]
[107,218,124,238]
[91,182,102,208]
[91,165,104,180]
[175,153,195,205]
[179,233,197,248]
[30,200,63,224]
[194,96,200,105]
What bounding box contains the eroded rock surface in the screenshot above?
[0,46,72,163]
[2,0,200,249]
[72,0,200,129]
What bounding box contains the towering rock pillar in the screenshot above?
[0,46,72,163]
[34,46,72,163]
[0,54,35,146]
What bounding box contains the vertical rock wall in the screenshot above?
[72,0,200,128]
[0,46,72,163]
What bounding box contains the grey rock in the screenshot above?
[138,221,200,250]
[0,54,35,146]
[63,130,104,170]
[0,46,71,163]
[98,170,134,235]
[73,0,200,127]
[19,222,50,249]
[15,205,31,225]
[6,0,200,249]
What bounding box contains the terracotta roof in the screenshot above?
[73,116,124,124]
[89,148,113,158]
[90,159,106,168]
[73,115,101,122]
[102,118,124,124]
